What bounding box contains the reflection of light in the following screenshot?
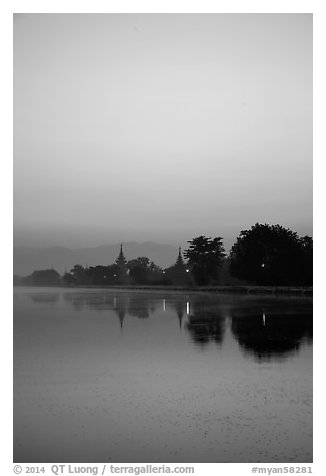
[163,270,165,274]
[163,299,166,311]
[261,263,265,268]
[263,313,266,325]
[114,274,117,277]
[186,302,190,315]
[186,269,189,273]
[113,297,117,309]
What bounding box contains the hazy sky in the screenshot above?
[14,13,312,250]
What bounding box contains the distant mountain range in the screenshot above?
[14,242,179,276]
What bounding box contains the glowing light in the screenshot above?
[263,313,266,325]
[186,269,189,273]
[163,299,166,311]
[186,302,190,315]
[261,263,265,268]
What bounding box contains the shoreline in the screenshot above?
[14,284,313,296]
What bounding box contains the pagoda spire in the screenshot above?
[115,243,128,280]
[175,246,185,268]
[116,243,126,264]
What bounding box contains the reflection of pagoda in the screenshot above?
[113,295,128,331]
[115,244,128,282]
[174,300,184,329]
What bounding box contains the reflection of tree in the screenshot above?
[231,311,312,361]
[30,293,60,304]
[61,291,163,324]
[63,292,114,311]
[27,290,313,360]
[128,294,157,319]
[185,302,225,345]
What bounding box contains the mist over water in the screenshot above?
[14,288,312,463]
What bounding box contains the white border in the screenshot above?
[3,1,324,474]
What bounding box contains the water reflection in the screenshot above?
[231,311,312,361]
[185,301,225,345]
[27,290,312,361]
[63,292,115,311]
[29,293,60,304]
[113,295,127,330]
[15,288,313,462]
[128,294,152,319]
[173,300,185,329]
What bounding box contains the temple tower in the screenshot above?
[175,246,185,268]
[115,243,128,281]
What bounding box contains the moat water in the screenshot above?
[13,287,313,463]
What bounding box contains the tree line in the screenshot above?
[14,223,313,287]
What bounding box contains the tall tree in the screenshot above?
[229,223,312,285]
[127,257,150,284]
[184,236,226,285]
[24,269,61,286]
[299,235,313,286]
[68,264,89,285]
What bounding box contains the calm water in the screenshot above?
[13,287,313,463]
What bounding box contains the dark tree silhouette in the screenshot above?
[62,271,76,285]
[23,269,61,286]
[64,264,90,285]
[184,236,226,285]
[128,257,150,284]
[127,257,164,284]
[85,265,110,285]
[229,223,312,286]
[71,264,87,282]
[300,235,313,285]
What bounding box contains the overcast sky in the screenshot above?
[13,13,312,250]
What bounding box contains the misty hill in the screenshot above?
[14,242,179,277]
